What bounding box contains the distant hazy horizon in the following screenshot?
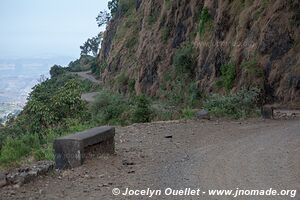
[0,0,108,59]
[0,0,109,120]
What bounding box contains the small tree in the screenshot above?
[96,0,119,27]
[80,33,103,56]
[96,11,111,27]
[108,0,119,16]
[50,65,65,78]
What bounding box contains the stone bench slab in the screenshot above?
[54,126,115,169]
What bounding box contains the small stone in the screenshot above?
[0,173,7,188]
[196,109,210,120]
[39,189,45,195]
[13,184,20,189]
[83,189,89,193]
[122,160,135,166]
[98,174,105,178]
[102,182,113,187]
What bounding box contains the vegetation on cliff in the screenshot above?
[97,0,300,104]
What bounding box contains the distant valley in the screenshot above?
[0,56,74,122]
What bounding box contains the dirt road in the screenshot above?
[1,119,299,200]
[72,71,101,103]
[74,71,101,84]
[81,92,100,103]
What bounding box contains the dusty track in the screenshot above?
[74,71,101,84]
[72,71,101,103]
[1,119,299,200]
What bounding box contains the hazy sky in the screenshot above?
[0,0,108,59]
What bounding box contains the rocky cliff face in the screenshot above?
[98,0,300,104]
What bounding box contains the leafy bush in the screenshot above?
[67,55,96,72]
[132,95,152,123]
[181,107,196,120]
[0,134,40,166]
[160,72,201,107]
[204,88,260,119]
[173,44,195,75]
[220,62,236,91]
[50,65,65,78]
[23,79,88,135]
[91,91,130,125]
[128,79,136,95]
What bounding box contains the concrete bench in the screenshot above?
[53,126,115,169]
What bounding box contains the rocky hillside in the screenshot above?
[98,0,300,104]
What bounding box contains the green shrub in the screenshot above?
[199,7,212,37]
[0,73,94,167]
[119,0,135,15]
[147,8,160,25]
[0,134,40,166]
[24,79,87,135]
[99,61,108,74]
[125,37,138,49]
[162,27,171,43]
[67,55,95,72]
[188,82,201,107]
[181,107,196,120]
[241,59,263,78]
[152,103,178,121]
[165,76,187,105]
[204,88,260,119]
[91,60,100,75]
[115,72,129,88]
[128,79,136,94]
[220,62,236,91]
[50,65,65,78]
[160,72,201,107]
[173,44,195,75]
[91,91,130,125]
[132,95,152,123]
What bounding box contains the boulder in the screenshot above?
[196,109,210,120]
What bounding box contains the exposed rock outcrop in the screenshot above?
[1,161,54,188]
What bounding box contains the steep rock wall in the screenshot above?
[98,0,300,104]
